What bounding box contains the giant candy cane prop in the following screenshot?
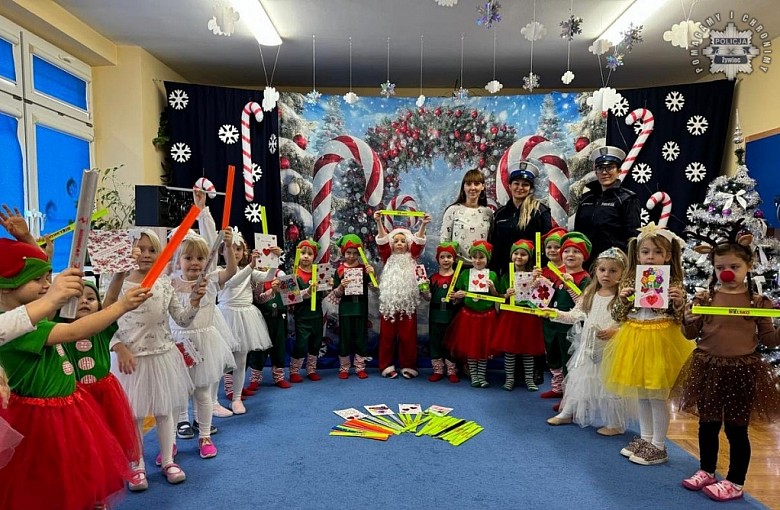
[311,135,384,262]
[241,101,264,202]
[620,108,655,181]
[646,191,672,228]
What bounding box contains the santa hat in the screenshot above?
[469,239,493,261]
[0,239,51,289]
[542,227,567,246]
[560,231,593,260]
[436,241,458,259]
[387,228,413,245]
[297,239,320,258]
[337,234,363,254]
[510,239,535,257]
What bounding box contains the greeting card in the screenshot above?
[175,337,203,368]
[468,268,490,293]
[254,233,279,268]
[277,274,302,306]
[530,276,554,307]
[364,404,395,416]
[333,408,368,421]
[316,264,335,291]
[635,265,670,309]
[87,230,139,274]
[398,403,423,415]
[425,404,454,417]
[343,267,364,296]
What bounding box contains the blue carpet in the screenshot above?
[117,369,767,510]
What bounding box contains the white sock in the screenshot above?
[650,399,669,449]
[233,351,248,401]
[134,418,146,470]
[194,386,212,439]
[638,399,653,443]
[156,413,176,467]
[211,381,219,406]
[178,403,190,425]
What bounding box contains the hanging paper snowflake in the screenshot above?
[208,1,240,36]
[605,52,624,71]
[435,0,457,5]
[609,96,629,117]
[588,39,612,56]
[476,2,502,29]
[453,87,470,100]
[522,73,540,92]
[632,163,652,184]
[560,70,574,85]
[168,90,189,110]
[663,20,709,49]
[665,91,685,112]
[521,21,547,42]
[621,23,644,52]
[250,163,263,182]
[245,203,263,223]
[262,86,279,112]
[218,124,239,144]
[686,204,699,222]
[380,81,396,99]
[661,141,680,161]
[268,134,278,154]
[685,161,707,182]
[343,91,359,105]
[560,15,583,41]
[416,94,426,107]
[305,89,321,105]
[687,115,709,135]
[170,142,191,163]
[485,80,503,94]
[640,209,650,226]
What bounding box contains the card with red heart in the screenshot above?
[254,233,279,268]
[635,264,670,309]
[277,274,302,306]
[468,268,490,293]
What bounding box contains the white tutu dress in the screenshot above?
[218,264,272,353]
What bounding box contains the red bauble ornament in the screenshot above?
[454,130,461,139]
[470,110,478,119]
[412,131,419,140]
[285,223,300,243]
[490,126,498,134]
[434,107,442,117]
[280,156,291,169]
[390,149,399,158]
[479,158,486,167]
[479,143,487,152]
[574,136,590,153]
[464,133,472,142]
[293,134,307,150]
[454,109,462,118]
[406,111,413,120]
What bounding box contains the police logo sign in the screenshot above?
[691,10,772,79]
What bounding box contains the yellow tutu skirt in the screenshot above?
[602,319,694,400]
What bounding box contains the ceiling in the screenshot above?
[53,0,780,91]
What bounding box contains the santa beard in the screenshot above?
[379,252,420,319]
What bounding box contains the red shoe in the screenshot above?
[338,371,349,380]
[275,380,292,389]
[289,373,304,383]
[552,403,560,412]
[428,373,445,382]
[357,370,368,379]
[307,372,321,381]
[540,390,563,399]
[225,392,246,401]
[448,374,460,383]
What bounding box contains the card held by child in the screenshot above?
[468,268,490,293]
[87,230,139,274]
[254,233,279,268]
[635,264,670,309]
[343,267,364,296]
[316,264,335,291]
[175,337,203,368]
[277,274,303,306]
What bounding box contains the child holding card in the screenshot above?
[330,234,375,379]
[290,239,326,382]
[422,242,461,383]
[446,240,499,388]
[373,211,430,379]
[541,232,592,400]
[253,249,293,389]
[675,227,780,500]
[492,240,545,391]
[602,223,692,466]
[542,227,566,270]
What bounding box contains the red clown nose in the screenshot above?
[719,270,735,283]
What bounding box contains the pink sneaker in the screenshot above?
[199,437,218,459]
[155,443,178,466]
[702,480,743,501]
[682,470,717,491]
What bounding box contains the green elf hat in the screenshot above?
[560,231,593,260]
[542,227,567,246]
[297,239,321,259]
[469,239,493,261]
[436,241,459,259]
[83,280,103,310]
[337,234,363,255]
[0,238,51,289]
[510,239,535,257]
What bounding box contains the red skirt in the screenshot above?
[0,416,22,469]
[0,388,130,510]
[445,307,496,360]
[80,372,141,463]
[491,310,545,356]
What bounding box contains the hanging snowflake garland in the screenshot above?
[621,24,644,52]
[343,91,359,105]
[218,124,239,144]
[521,21,547,42]
[168,90,189,110]
[416,94,426,107]
[522,73,540,92]
[262,86,279,112]
[380,81,396,99]
[305,89,321,105]
[485,80,503,94]
[560,15,583,41]
[476,2,502,29]
[245,203,263,223]
[561,70,575,85]
[605,53,624,71]
[453,87,470,100]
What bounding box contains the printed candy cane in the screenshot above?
[620,108,655,181]
[241,101,264,202]
[646,191,672,228]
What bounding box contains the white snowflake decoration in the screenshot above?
[560,70,574,85]
[250,163,263,182]
[262,86,279,112]
[522,73,540,92]
[632,163,652,184]
[686,204,698,222]
[633,123,643,135]
[305,89,321,105]
[640,208,650,226]
[453,87,470,100]
[170,142,191,163]
[245,203,263,223]
[218,124,239,144]
[268,134,277,154]
[521,22,547,42]
[343,92,359,105]
[685,161,707,182]
[661,141,680,161]
[485,80,503,94]
[610,97,629,117]
[665,91,685,112]
[416,94,426,107]
[687,115,709,135]
[168,90,189,110]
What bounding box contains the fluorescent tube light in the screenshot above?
[229,0,282,46]
[597,0,666,46]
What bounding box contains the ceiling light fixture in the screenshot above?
[596,0,665,46]
[229,0,282,46]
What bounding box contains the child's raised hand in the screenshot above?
[560,272,573,283]
[669,287,685,308]
[365,265,375,275]
[39,236,54,261]
[131,245,141,263]
[113,343,137,375]
[193,189,207,209]
[44,268,85,308]
[373,210,382,221]
[270,246,282,256]
[421,213,431,226]
[619,287,635,303]
[531,268,542,279]
[222,228,233,245]
[0,204,30,241]
[250,250,260,267]
[118,286,153,313]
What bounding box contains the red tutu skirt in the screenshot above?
[490,310,545,356]
[445,307,496,360]
[0,416,22,469]
[0,388,130,510]
[80,372,141,463]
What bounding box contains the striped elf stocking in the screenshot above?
[223,373,234,399]
[477,360,489,388]
[523,355,538,391]
[468,359,479,387]
[503,354,515,391]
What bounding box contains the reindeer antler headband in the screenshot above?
[684,219,753,255]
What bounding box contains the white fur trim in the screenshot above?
[401,368,418,378]
[381,365,397,377]
[387,228,413,244]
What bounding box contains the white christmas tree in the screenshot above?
[537,94,569,156]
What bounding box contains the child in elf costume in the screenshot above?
[541,231,592,400]
[290,239,325,382]
[422,241,462,383]
[330,234,375,379]
[373,211,430,379]
[253,249,292,389]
